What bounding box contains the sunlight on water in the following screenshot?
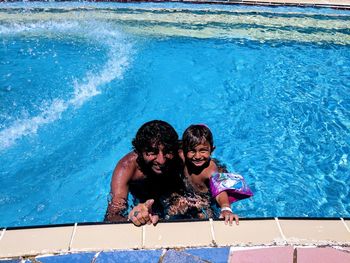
[0,21,132,149]
[0,2,349,227]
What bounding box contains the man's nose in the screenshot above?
[155,151,165,164]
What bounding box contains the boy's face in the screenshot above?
[185,141,212,167]
[142,144,174,174]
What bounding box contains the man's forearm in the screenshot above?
[104,198,128,222]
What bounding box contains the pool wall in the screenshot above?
[0,218,349,260]
[90,0,350,10]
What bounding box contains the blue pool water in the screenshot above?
[0,2,349,227]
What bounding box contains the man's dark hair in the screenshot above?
[132,120,179,156]
[182,124,214,153]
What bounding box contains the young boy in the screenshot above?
[166,124,239,225]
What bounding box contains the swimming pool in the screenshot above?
[0,2,349,227]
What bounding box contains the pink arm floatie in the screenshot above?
[210,173,253,203]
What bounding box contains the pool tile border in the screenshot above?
[84,0,350,10]
[1,218,349,259]
[0,226,74,258]
[70,224,143,252]
[278,219,350,245]
[342,219,350,233]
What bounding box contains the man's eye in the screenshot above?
[165,153,173,158]
[146,152,156,156]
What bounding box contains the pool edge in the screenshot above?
[0,218,349,259]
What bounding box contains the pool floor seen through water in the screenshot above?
[0,2,349,227]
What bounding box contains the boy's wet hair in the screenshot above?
[132,120,179,155]
[182,124,214,153]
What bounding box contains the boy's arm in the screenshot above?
[215,191,239,225]
[209,160,239,225]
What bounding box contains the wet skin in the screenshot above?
[142,145,174,174]
[105,143,183,226]
[186,142,212,171]
[184,142,239,225]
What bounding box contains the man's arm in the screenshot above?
[104,152,136,222]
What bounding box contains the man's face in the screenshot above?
[142,144,175,174]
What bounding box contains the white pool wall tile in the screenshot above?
[69,224,142,252]
[0,226,73,258]
[278,219,350,245]
[143,221,213,249]
[213,219,283,246]
[1,219,350,259]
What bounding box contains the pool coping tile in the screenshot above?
[96,250,163,263]
[36,252,97,263]
[278,219,350,245]
[296,247,350,263]
[1,219,350,259]
[229,246,294,263]
[162,249,207,263]
[344,219,350,233]
[184,247,231,263]
[143,221,213,249]
[70,224,142,252]
[0,226,73,258]
[213,219,282,246]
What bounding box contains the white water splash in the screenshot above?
[0,21,132,150]
[339,154,348,167]
[0,20,80,35]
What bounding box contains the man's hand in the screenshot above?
[128,199,159,226]
[219,207,239,226]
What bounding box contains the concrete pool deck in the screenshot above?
[0,218,349,262]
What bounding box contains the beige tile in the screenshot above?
[279,219,350,245]
[0,226,73,258]
[214,219,282,246]
[345,220,350,233]
[70,224,142,252]
[143,221,213,249]
[322,0,350,5]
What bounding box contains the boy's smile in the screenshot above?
[186,142,212,168]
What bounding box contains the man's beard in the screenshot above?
[136,155,168,177]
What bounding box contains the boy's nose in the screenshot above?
[194,151,201,159]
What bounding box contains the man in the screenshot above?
[104,120,184,226]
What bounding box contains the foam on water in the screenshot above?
[0,21,132,150]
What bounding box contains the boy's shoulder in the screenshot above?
[201,159,218,179]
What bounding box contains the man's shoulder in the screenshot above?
[117,152,145,180]
[119,151,138,163]
[113,152,137,178]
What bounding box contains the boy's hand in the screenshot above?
[219,207,239,226]
[128,199,159,226]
